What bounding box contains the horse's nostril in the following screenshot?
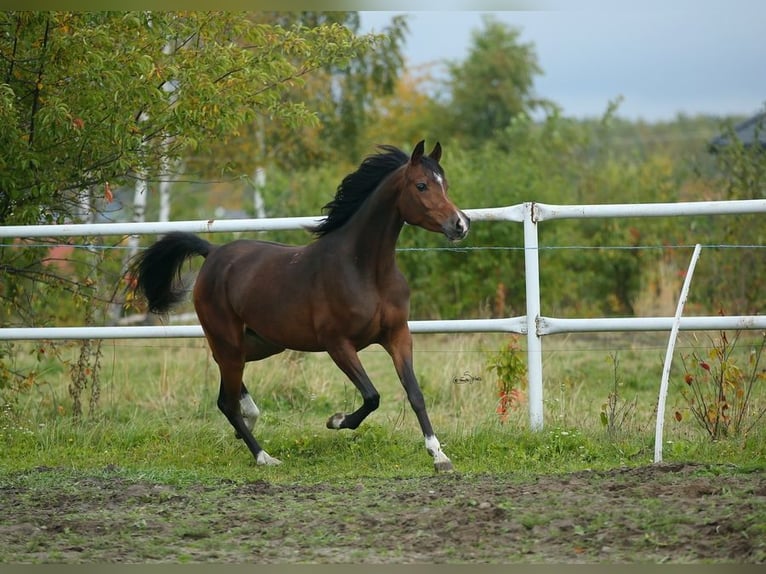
[456,213,469,234]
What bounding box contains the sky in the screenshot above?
[359,2,765,122]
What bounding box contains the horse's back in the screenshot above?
[196,238,306,299]
[201,238,299,274]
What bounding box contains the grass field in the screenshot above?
[2,330,764,479]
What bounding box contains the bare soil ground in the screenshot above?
[1,462,764,563]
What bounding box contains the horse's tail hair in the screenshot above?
[129,231,212,314]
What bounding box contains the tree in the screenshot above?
[0,12,378,228]
[445,15,546,147]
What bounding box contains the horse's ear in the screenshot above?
[410,140,425,164]
[429,141,442,163]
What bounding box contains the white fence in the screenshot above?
[3,199,766,432]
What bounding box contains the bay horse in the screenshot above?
[129,140,470,472]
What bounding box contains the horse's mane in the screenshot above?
[311,145,440,237]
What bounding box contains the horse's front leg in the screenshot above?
[324,341,380,430]
[384,328,453,473]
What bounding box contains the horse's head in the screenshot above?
[397,140,470,241]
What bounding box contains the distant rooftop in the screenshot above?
[709,111,766,151]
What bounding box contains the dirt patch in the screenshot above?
[1,463,764,563]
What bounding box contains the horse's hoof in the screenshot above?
[434,459,454,473]
[326,412,345,429]
[256,450,282,466]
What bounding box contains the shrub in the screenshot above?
[678,330,766,439]
[486,335,527,424]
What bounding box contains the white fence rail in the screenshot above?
[3,199,766,432]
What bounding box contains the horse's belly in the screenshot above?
[245,299,383,354]
[243,308,324,353]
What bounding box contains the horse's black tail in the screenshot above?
[129,231,212,314]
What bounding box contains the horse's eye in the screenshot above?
[416,182,427,192]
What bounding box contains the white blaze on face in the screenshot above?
[433,170,468,236]
[433,171,445,194]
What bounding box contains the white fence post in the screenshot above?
[523,202,544,431]
[654,243,702,464]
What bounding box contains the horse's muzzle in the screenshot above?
[444,210,470,241]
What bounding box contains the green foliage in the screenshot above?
[695,114,766,314]
[0,11,374,227]
[678,330,766,440]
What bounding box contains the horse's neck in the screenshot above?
[337,180,404,272]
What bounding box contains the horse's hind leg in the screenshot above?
[211,345,281,466]
[237,327,284,434]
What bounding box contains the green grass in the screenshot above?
[2,332,765,484]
